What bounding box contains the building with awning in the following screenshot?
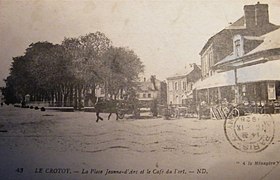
[196,3,280,117]
[195,59,280,90]
[195,27,280,111]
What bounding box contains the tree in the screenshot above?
[62,32,111,108]
[2,31,145,108]
[101,47,144,99]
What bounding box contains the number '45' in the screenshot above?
[16,168,23,173]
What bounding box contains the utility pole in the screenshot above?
[234,68,240,104]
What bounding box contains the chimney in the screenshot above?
[244,5,255,28]
[244,3,269,28]
[255,3,269,26]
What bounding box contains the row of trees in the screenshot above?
[1,32,144,109]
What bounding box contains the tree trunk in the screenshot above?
[78,85,82,110]
[69,85,73,107]
[74,86,78,110]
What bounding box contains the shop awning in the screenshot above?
[237,60,280,83]
[194,60,280,90]
[194,70,235,90]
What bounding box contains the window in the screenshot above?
[268,82,276,100]
[183,81,186,90]
[242,84,246,96]
[235,39,241,57]
[190,83,193,91]
[174,82,178,90]
[205,54,209,76]
[176,95,179,104]
[148,94,151,98]
[209,51,213,66]
[168,81,173,91]
[143,94,146,98]
[169,95,173,104]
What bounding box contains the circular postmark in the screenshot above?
[224,114,274,153]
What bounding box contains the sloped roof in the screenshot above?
[200,17,246,55]
[215,28,280,66]
[225,16,246,29]
[247,28,280,55]
[137,79,161,92]
[168,64,195,79]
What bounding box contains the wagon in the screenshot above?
[95,98,140,119]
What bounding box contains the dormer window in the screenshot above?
[235,39,241,57]
[233,35,244,57]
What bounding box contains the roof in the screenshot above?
[200,12,279,56]
[215,28,280,66]
[247,28,280,55]
[167,64,195,79]
[225,16,246,30]
[167,63,201,80]
[195,59,280,90]
[137,79,161,92]
[200,17,246,55]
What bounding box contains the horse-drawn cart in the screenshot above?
[95,98,140,120]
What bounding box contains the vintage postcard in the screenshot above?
[1,0,280,179]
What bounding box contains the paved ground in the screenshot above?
[0,105,280,180]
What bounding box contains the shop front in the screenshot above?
[194,60,280,118]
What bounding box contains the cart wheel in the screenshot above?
[232,108,239,117]
[227,108,239,119]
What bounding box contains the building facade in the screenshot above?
[167,63,201,106]
[195,3,280,118]
[136,76,167,108]
[200,2,279,79]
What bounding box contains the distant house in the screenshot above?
[166,63,201,106]
[136,76,167,107]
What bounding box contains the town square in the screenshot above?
[1,0,280,179]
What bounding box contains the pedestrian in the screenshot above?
[0,102,3,107]
[21,99,26,108]
[95,97,104,122]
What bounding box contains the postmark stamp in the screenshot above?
[224,114,275,153]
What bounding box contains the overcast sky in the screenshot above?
[1,0,280,87]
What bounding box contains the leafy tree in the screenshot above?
[2,31,145,108]
[62,32,111,108]
[101,47,144,99]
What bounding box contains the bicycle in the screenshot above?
[225,106,240,119]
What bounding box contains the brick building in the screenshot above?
[195,3,280,116]
[200,2,279,79]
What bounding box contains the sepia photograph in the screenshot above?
[1,0,280,179]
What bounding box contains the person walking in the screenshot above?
[95,97,104,122]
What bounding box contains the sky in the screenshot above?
[1,0,280,87]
